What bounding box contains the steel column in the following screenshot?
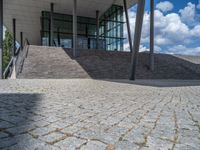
[50,3,54,46]
[96,10,100,49]
[20,32,23,50]
[130,0,146,80]
[123,0,133,52]
[150,0,154,71]
[73,0,77,57]
[0,0,3,79]
[12,18,16,57]
[57,28,60,47]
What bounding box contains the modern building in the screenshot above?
[0,0,154,80]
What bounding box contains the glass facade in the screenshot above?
[99,5,124,51]
[41,5,124,51]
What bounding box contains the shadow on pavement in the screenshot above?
[0,93,43,149]
[102,79,200,87]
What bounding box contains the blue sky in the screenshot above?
[145,0,198,12]
[125,0,200,55]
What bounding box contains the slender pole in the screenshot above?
[115,9,118,50]
[50,3,54,46]
[0,0,3,79]
[73,0,77,57]
[123,0,133,53]
[150,0,154,71]
[130,0,146,80]
[13,18,16,57]
[86,25,89,49]
[57,28,60,47]
[49,18,51,46]
[96,10,100,50]
[20,32,23,50]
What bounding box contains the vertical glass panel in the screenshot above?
[42,32,49,46]
[41,11,97,49]
[99,5,124,51]
[60,39,72,48]
[41,5,124,51]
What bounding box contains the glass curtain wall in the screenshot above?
[100,5,124,51]
[41,5,124,51]
[41,12,97,49]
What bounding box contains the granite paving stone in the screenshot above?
[0,79,199,150]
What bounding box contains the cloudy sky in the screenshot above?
[124,0,200,55]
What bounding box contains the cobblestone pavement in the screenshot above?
[0,79,199,150]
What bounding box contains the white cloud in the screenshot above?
[123,41,131,52]
[123,2,200,55]
[190,25,200,36]
[140,45,149,52]
[153,10,191,45]
[179,2,196,26]
[156,1,174,12]
[161,13,190,43]
[197,0,200,9]
[155,35,171,45]
[154,45,162,53]
[167,45,200,55]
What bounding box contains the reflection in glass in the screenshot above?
[41,5,124,51]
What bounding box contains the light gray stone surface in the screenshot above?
[0,79,200,150]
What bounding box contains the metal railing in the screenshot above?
[3,38,30,79]
[53,39,58,47]
[16,38,30,74]
[3,57,15,79]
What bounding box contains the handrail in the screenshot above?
[19,39,30,73]
[15,46,21,56]
[25,38,30,45]
[3,38,30,79]
[53,39,57,47]
[24,38,30,58]
[3,57,14,79]
[2,46,20,79]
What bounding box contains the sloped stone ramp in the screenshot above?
[18,45,200,79]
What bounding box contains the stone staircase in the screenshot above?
[18,45,200,79]
[18,46,89,79]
